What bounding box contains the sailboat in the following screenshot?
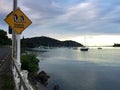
[80,46,89,51]
[97,47,102,49]
[80,36,89,51]
[97,39,102,50]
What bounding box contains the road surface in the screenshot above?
[0,46,12,90]
[0,46,11,71]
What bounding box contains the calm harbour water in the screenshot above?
[36,47,120,90]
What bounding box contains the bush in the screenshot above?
[2,74,14,90]
[21,54,39,75]
[0,29,12,45]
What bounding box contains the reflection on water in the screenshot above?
[35,47,120,90]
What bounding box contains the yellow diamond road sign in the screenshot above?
[4,8,32,34]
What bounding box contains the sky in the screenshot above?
[1,0,120,46]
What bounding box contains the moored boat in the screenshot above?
[98,47,102,49]
[80,47,89,51]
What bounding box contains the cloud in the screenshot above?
[45,1,100,34]
[1,0,120,39]
[19,0,65,26]
[0,0,13,26]
[61,2,98,21]
[101,6,120,24]
[0,0,12,13]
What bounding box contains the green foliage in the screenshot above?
[2,74,14,90]
[0,29,12,45]
[21,54,39,75]
[0,29,7,38]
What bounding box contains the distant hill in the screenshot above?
[113,43,120,47]
[21,36,83,48]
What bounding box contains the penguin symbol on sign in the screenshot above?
[14,14,25,23]
[20,16,25,23]
[14,14,18,23]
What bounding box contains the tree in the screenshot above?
[0,29,11,45]
[21,54,39,75]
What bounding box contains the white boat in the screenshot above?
[80,36,89,51]
[97,47,102,49]
[80,47,89,51]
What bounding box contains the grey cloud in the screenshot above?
[0,13,8,25]
[20,0,66,26]
[1,0,120,37]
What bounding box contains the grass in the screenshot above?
[2,74,14,90]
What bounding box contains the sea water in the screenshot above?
[36,47,120,90]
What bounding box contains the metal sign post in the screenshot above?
[13,0,21,66]
[17,34,21,66]
[13,0,17,62]
[4,0,33,90]
[7,0,31,66]
[4,0,32,66]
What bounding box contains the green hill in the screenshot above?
[21,36,83,48]
[113,43,120,47]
